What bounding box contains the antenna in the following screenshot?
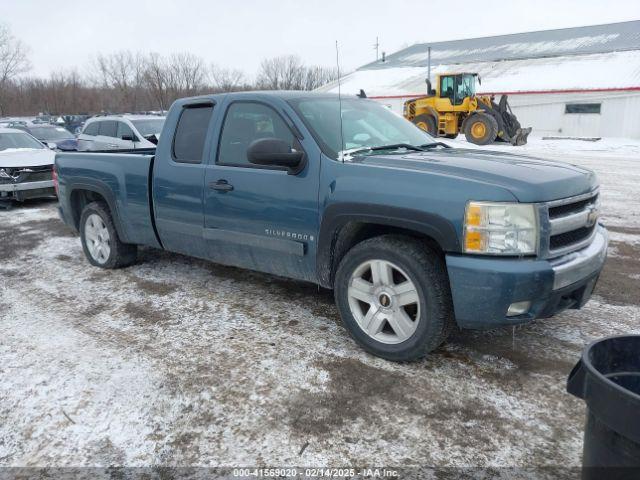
[335,40,345,163]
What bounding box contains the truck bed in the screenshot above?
[55,151,160,248]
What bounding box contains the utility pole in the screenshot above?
[373,36,380,61]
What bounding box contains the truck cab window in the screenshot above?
[218,102,295,167]
[173,105,214,164]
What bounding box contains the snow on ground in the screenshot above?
[1,138,639,474]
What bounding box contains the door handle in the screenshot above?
[209,179,234,192]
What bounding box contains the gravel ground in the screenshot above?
[1,138,639,475]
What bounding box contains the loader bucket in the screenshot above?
[510,127,532,146]
[491,95,532,146]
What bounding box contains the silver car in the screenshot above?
[77,115,165,151]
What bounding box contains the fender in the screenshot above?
[316,202,460,288]
[67,180,130,244]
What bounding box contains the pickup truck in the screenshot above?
[55,91,608,361]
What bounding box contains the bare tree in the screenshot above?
[143,52,170,111]
[0,44,339,115]
[92,51,146,112]
[210,64,246,92]
[303,65,339,90]
[169,52,206,96]
[256,55,306,90]
[0,23,30,115]
[256,55,338,91]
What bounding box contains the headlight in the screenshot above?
[0,168,12,183]
[464,201,538,255]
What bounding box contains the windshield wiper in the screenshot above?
[419,142,451,149]
[339,143,426,160]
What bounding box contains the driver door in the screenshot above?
[203,99,320,282]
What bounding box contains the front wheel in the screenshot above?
[464,113,498,145]
[411,114,437,136]
[79,201,137,269]
[334,235,455,361]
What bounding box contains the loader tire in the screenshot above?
[464,113,498,145]
[412,114,437,136]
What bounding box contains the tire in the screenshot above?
[412,114,437,136]
[464,112,498,145]
[79,201,137,269]
[334,235,455,362]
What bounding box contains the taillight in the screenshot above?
[52,165,58,195]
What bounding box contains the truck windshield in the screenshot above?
[0,132,45,151]
[288,97,436,160]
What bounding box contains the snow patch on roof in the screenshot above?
[318,51,640,97]
[400,34,621,65]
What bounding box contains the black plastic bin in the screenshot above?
[567,335,640,479]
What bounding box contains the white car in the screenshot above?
[77,115,165,151]
[0,128,56,205]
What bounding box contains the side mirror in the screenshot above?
[247,138,305,174]
[121,134,136,142]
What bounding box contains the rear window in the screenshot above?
[172,105,214,164]
[99,121,118,138]
[83,122,99,136]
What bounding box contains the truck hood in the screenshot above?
[351,148,597,202]
[0,148,55,168]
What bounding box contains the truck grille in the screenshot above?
[550,225,597,250]
[546,190,599,256]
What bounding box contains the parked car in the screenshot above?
[0,128,56,205]
[56,92,607,361]
[18,124,78,151]
[77,115,165,151]
[62,115,90,134]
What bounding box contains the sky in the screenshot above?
[2,0,640,80]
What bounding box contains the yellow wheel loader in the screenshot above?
[403,73,532,146]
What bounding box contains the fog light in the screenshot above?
[507,301,531,317]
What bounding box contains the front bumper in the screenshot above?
[446,225,608,329]
[0,180,56,201]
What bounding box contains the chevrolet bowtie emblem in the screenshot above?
[586,205,599,227]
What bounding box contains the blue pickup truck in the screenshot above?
[55,91,608,361]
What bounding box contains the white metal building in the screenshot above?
[318,21,640,139]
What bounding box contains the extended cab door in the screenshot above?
[203,97,321,282]
[153,101,216,258]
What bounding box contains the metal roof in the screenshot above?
[318,50,640,97]
[360,21,640,70]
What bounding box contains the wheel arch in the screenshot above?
[317,203,460,288]
[68,183,129,243]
